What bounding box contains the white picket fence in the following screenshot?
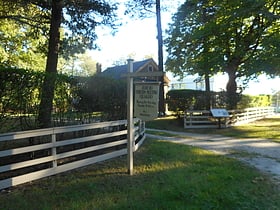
[0,119,145,190]
[184,107,276,128]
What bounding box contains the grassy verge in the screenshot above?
[146,115,280,142]
[1,138,279,209]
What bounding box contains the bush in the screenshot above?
[75,75,127,120]
[166,89,272,117]
[237,94,272,109]
[166,89,227,116]
[0,66,78,131]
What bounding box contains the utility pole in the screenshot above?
[156,0,165,116]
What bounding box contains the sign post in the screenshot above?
[210,109,229,129]
[127,59,134,175]
[125,59,164,175]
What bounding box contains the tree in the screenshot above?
[125,0,165,115]
[1,0,117,127]
[78,52,98,76]
[0,1,48,70]
[58,52,97,77]
[165,0,280,109]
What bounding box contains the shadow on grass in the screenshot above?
[1,139,279,210]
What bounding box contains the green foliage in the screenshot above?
[76,75,127,120]
[0,66,78,130]
[0,0,118,59]
[165,0,280,108]
[166,89,271,115]
[58,52,98,76]
[166,89,227,116]
[0,66,43,114]
[0,18,47,70]
[1,0,118,128]
[237,94,272,109]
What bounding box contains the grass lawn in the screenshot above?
[146,115,280,142]
[1,138,280,209]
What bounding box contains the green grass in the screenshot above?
[146,115,280,142]
[1,139,280,210]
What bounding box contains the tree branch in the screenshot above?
[0,14,49,28]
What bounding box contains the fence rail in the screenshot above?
[184,107,276,129]
[232,107,276,125]
[0,119,145,190]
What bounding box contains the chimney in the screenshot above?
[96,63,102,74]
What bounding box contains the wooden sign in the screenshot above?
[134,83,160,121]
[210,109,229,118]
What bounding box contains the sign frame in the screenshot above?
[134,82,161,122]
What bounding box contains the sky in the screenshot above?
[89,0,280,96]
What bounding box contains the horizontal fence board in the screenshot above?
[53,120,127,134]
[0,156,54,173]
[0,129,53,142]
[56,139,127,160]
[184,107,275,128]
[0,119,145,190]
[0,149,127,190]
[186,125,220,128]
[0,142,53,158]
[185,120,214,124]
[0,120,128,142]
[185,116,211,119]
[54,130,127,147]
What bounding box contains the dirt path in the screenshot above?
[146,129,280,185]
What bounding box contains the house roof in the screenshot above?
[101,58,156,79]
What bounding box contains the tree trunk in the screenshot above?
[156,0,165,116]
[226,66,238,109]
[205,74,211,110]
[38,0,63,128]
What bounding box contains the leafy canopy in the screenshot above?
[165,0,280,79]
[0,0,118,60]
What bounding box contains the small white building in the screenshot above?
[169,74,216,91]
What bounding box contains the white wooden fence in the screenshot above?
[184,107,276,128]
[232,107,276,125]
[0,119,145,190]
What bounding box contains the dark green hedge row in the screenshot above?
[166,89,227,116]
[166,89,272,115]
[0,67,127,131]
[0,66,76,115]
[74,75,127,120]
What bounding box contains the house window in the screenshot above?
[148,65,153,72]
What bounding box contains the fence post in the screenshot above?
[127,59,134,175]
[52,129,57,168]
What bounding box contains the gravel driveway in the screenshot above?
[146,129,280,185]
